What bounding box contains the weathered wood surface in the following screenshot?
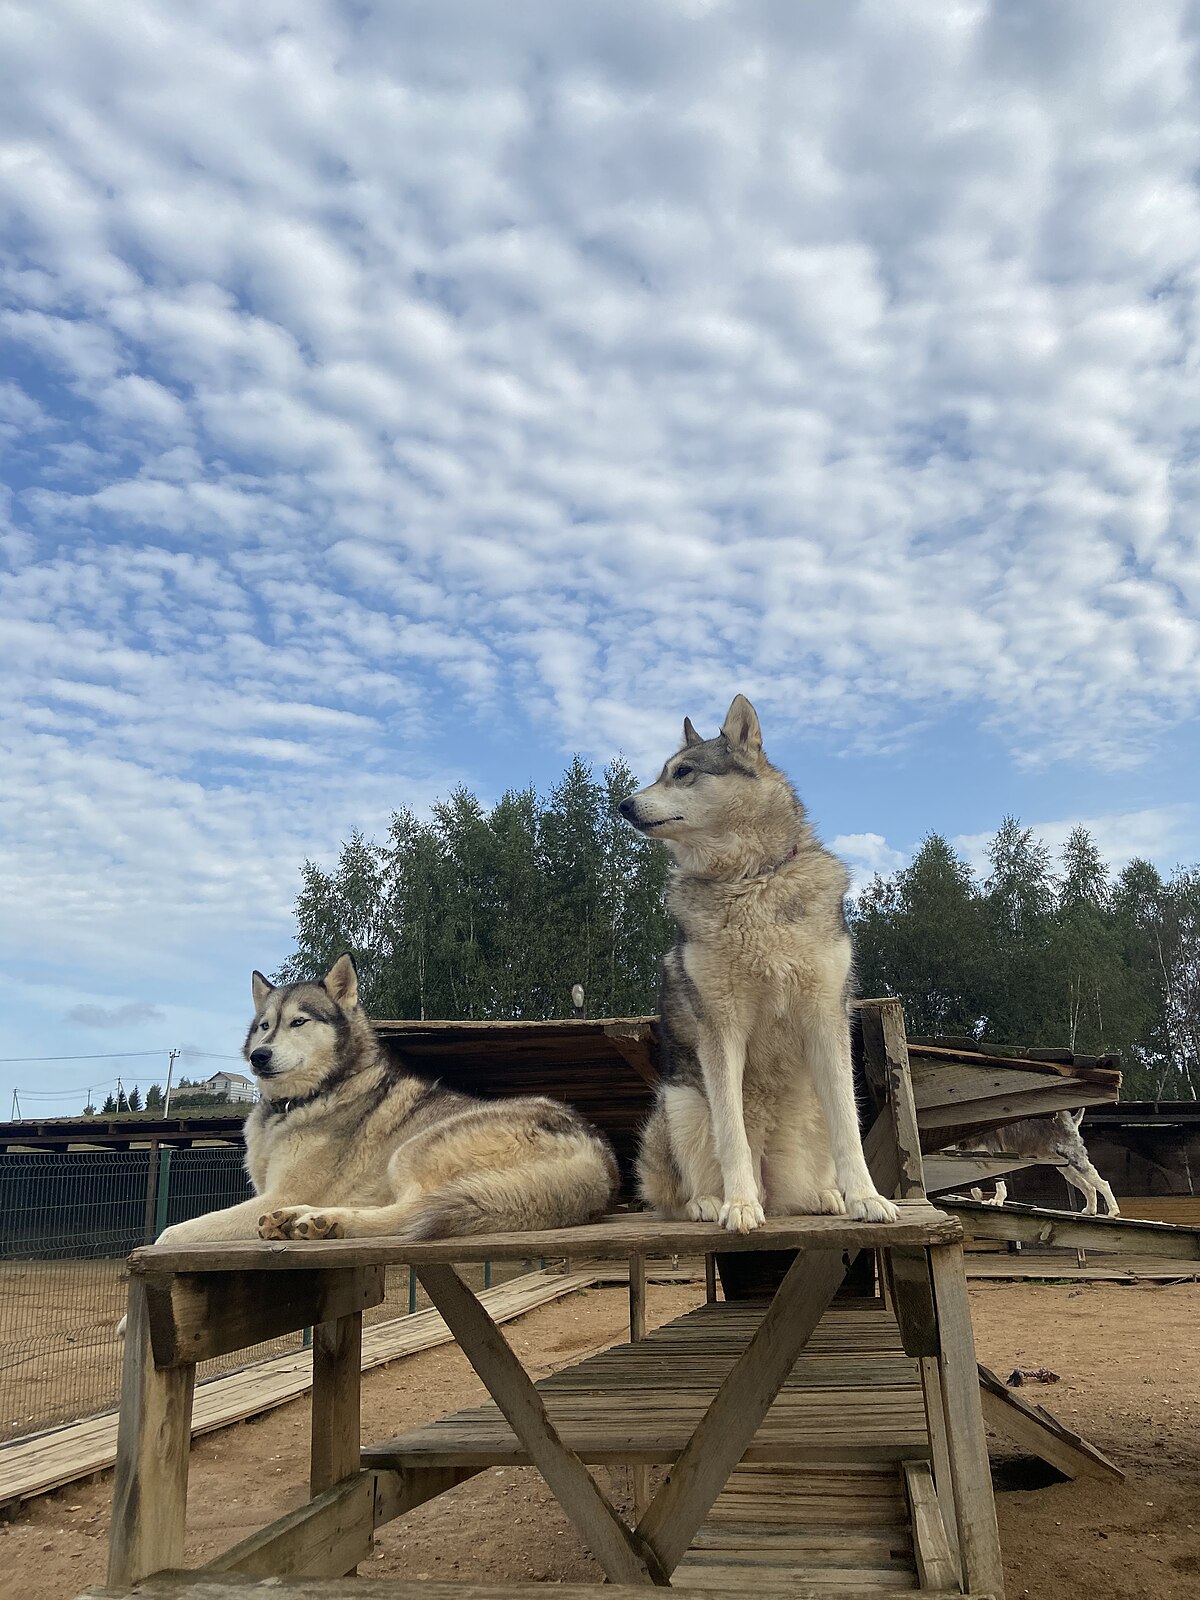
[635,1250,847,1575]
[673,1462,918,1595]
[144,1266,385,1367]
[80,1577,1003,1599]
[947,1197,1200,1260]
[106,1279,195,1587]
[204,1473,375,1579]
[131,1203,960,1274]
[365,1300,929,1475]
[902,1459,959,1591]
[2,1268,591,1509]
[923,1152,1044,1195]
[415,1263,665,1585]
[928,1246,1005,1599]
[978,1364,1124,1481]
[310,1313,362,1499]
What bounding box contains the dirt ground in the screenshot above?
[3,1277,1198,1600]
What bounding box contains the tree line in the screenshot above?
[277,762,1200,1101]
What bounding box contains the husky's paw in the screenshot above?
[291,1211,344,1240]
[844,1190,900,1224]
[258,1207,300,1240]
[719,1196,766,1234]
[258,1206,345,1240]
[814,1187,848,1216]
[685,1196,723,1223]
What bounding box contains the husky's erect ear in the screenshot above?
[323,953,359,1009]
[251,970,274,1011]
[682,716,703,748]
[1071,1107,1085,1130]
[721,694,762,754]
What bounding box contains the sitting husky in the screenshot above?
[621,695,898,1233]
[155,956,619,1245]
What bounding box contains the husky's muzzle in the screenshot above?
[618,797,681,833]
[249,1047,276,1076]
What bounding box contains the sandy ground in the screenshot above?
[3,1277,1199,1600]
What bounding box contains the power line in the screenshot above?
[0,1049,173,1063]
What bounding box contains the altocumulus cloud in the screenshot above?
[1,0,1200,995]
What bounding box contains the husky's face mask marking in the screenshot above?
[618,694,762,843]
[243,955,357,1100]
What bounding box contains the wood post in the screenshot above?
[310,1312,363,1498]
[628,1253,650,1519]
[928,1244,1005,1599]
[704,1253,718,1303]
[107,1277,196,1587]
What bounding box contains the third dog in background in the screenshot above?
[621,694,897,1233]
[965,1109,1120,1215]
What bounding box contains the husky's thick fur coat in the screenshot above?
[622,695,898,1234]
[154,956,619,1246]
[964,1108,1120,1214]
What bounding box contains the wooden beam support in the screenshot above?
[143,1265,385,1366]
[947,1198,1200,1261]
[903,1459,960,1591]
[415,1262,665,1586]
[978,1364,1124,1481]
[928,1244,1005,1599]
[886,1247,939,1358]
[635,1247,848,1576]
[205,1472,375,1578]
[310,1312,362,1499]
[106,1278,196,1587]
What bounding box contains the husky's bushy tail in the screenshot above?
[393,1135,620,1242]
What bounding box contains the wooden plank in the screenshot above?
[143,1265,385,1366]
[415,1262,665,1586]
[902,1459,959,1590]
[635,1248,848,1576]
[918,1356,959,1570]
[977,1364,1124,1481]
[947,1198,1200,1260]
[604,1023,661,1087]
[924,1153,1042,1194]
[965,1253,1200,1282]
[928,1244,1005,1599]
[705,1253,718,1303]
[131,1202,962,1274]
[885,1249,938,1358]
[106,1278,196,1587]
[79,1577,1006,1599]
[310,1312,362,1500]
[205,1472,374,1578]
[629,1253,647,1342]
[373,1466,481,1525]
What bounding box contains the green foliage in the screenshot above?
[852,820,1200,1098]
[276,756,672,1020]
[101,1093,116,1114]
[145,1083,164,1113]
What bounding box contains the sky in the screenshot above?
[2,0,1200,1115]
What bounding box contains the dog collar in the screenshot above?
[759,844,800,877]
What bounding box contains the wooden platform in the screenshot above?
[82,1578,1001,1599]
[0,1268,593,1510]
[965,1252,1200,1282]
[365,1300,931,1473]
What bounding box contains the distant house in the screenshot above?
[204,1071,258,1105]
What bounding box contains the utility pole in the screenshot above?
[164,1047,180,1116]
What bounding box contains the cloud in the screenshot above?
[66,1000,165,1028]
[1,0,1200,1065]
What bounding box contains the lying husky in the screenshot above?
[963,1109,1120,1215]
[621,695,898,1233]
[154,956,619,1246]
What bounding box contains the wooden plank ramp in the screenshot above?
[365,1300,932,1471]
[965,1252,1200,1282]
[82,1579,1001,1599]
[1,1267,594,1510]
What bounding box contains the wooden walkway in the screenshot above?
[0,1267,593,1510]
[367,1297,936,1591]
[965,1251,1200,1282]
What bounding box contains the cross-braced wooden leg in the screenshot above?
[636,1246,848,1576]
[107,1277,196,1586]
[415,1263,666,1585]
[929,1243,1005,1599]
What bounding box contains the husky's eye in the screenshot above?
[259,1020,269,1030]
[289,1017,307,1028]
[674,764,694,780]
